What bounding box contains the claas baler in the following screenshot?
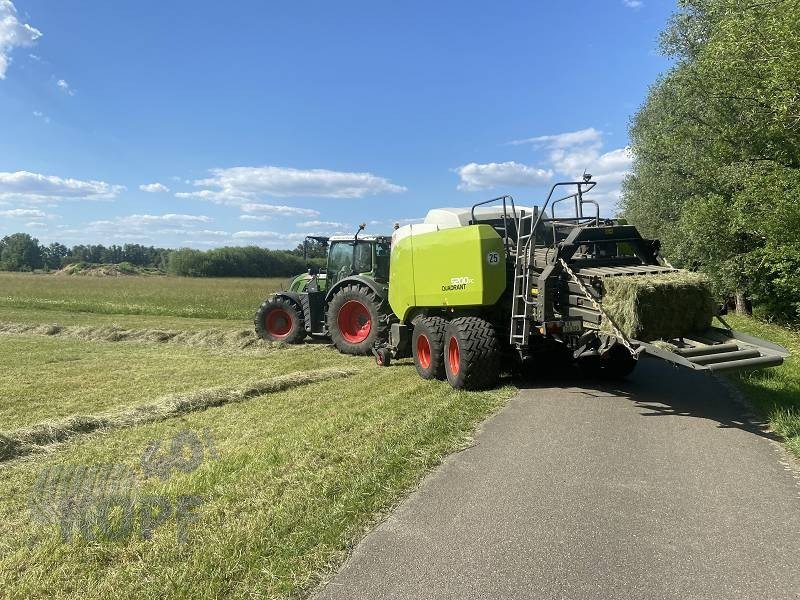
[373,177,789,390]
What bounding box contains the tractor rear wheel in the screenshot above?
[412,316,447,380]
[327,284,388,355]
[443,317,500,390]
[254,297,306,343]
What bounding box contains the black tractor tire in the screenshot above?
[412,316,447,380]
[327,284,389,355]
[254,296,306,343]
[442,317,501,390]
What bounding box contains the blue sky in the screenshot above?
[0,0,674,249]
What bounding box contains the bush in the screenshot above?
[166,246,314,278]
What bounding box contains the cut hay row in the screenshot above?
[0,366,361,463]
[0,321,299,352]
[600,272,716,342]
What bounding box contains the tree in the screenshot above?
[41,242,69,270]
[0,233,43,271]
[292,238,328,259]
[621,0,800,321]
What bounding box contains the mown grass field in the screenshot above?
[0,272,797,598]
[0,273,514,598]
[0,272,283,320]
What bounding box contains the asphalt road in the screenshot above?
[314,358,800,600]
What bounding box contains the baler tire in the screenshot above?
[254,297,306,343]
[443,317,501,390]
[412,316,447,380]
[327,284,388,355]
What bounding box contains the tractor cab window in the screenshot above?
[353,242,372,273]
[374,241,390,281]
[327,241,373,284]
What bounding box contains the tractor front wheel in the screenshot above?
[327,285,388,355]
[254,297,306,343]
[443,317,500,390]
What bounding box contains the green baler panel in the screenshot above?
[389,224,506,322]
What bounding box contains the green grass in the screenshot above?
[0,272,283,320]
[0,338,513,598]
[0,306,252,330]
[0,334,352,430]
[0,274,515,598]
[725,314,800,457]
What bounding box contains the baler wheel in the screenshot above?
[443,317,500,390]
[254,297,306,343]
[327,284,389,355]
[412,316,447,380]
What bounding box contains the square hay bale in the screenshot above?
[599,272,715,342]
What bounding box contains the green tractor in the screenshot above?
[373,177,789,389]
[254,226,393,355]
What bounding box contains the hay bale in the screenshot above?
[600,272,715,342]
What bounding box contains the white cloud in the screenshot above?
[32,110,50,124]
[509,128,603,149]
[455,161,553,191]
[240,202,320,217]
[239,214,271,222]
[296,220,348,229]
[56,78,74,95]
[0,1,41,79]
[0,207,47,218]
[623,0,643,8]
[0,171,124,202]
[139,182,170,193]
[178,165,407,202]
[533,130,632,214]
[118,214,212,225]
[502,127,633,214]
[232,230,307,241]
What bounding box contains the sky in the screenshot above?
[0,0,676,250]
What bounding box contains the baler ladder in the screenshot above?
[510,211,536,346]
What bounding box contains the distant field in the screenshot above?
[0,272,283,320]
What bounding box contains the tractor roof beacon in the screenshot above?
[254,225,394,355]
[376,177,789,390]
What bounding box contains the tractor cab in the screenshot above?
[326,233,391,288]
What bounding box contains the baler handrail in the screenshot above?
[470,194,518,251]
[520,180,597,263]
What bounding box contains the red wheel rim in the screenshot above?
[448,336,460,375]
[266,308,292,338]
[416,334,431,369]
[337,300,371,344]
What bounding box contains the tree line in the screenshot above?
[0,232,322,278]
[622,0,800,324]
